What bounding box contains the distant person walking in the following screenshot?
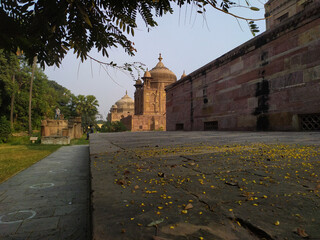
[86,125,94,140]
[55,107,61,119]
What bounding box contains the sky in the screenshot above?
[44,1,268,120]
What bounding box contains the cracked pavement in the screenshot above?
[90,131,320,240]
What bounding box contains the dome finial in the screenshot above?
[181,70,187,79]
[158,53,163,62]
[126,90,128,95]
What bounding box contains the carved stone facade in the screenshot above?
[166,0,320,131]
[41,117,82,144]
[121,55,177,131]
[106,55,177,131]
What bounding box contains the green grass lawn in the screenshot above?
[0,144,61,183]
[0,134,89,183]
[70,134,89,145]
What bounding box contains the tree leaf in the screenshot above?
[185,203,193,210]
[295,228,309,238]
[250,7,260,11]
[147,218,164,227]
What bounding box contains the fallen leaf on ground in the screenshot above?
[148,218,164,227]
[185,203,193,210]
[158,172,165,177]
[116,179,127,185]
[294,227,309,238]
[225,181,238,186]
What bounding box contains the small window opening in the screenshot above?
[299,114,320,131]
[176,123,184,131]
[204,121,218,131]
[260,52,268,61]
[203,88,208,104]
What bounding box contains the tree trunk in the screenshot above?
[10,74,15,129]
[28,56,37,135]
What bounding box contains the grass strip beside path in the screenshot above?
[0,144,61,183]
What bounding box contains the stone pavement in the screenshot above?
[90,131,320,240]
[0,145,90,240]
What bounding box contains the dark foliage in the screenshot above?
[0,1,258,67]
[100,121,127,132]
[0,116,11,142]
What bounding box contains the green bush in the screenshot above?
[100,121,127,132]
[112,121,127,132]
[100,123,108,132]
[7,136,30,145]
[0,116,12,143]
[13,122,26,132]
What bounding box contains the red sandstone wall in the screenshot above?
[131,115,166,131]
[166,81,192,131]
[166,9,320,131]
[121,116,133,130]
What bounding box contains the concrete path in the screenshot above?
[90,131,320,240]
[0,145,90,240]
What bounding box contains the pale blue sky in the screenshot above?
[45,1,268,119]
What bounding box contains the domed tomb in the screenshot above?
[132,54,177,131]
[115,91,134,111]
[107,91,134,122]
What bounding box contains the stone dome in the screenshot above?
[135,78,142,85]
[144,69,151,78]
[149,54,177,84]
[114,91,134,112]
[108,91,134,122]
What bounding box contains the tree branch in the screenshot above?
[203,0,268,21]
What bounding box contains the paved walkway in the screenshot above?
[0,145,90,240]
[90,131,320,240]
[2,132,320,239]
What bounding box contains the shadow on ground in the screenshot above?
[90,131,320,240]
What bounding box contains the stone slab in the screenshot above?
[41,136,70,145]
[0,145,90,239]
[90,131,320,240]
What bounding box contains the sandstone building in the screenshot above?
[107,55,177,131]
[124,55,177,131]
[107,91,134,124]
[41,117,82,144]
[166,0,320,131]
